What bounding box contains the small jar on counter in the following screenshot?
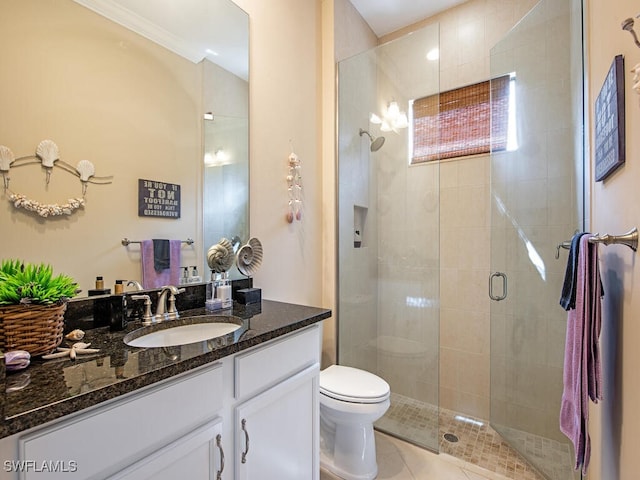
[88,276,110,296]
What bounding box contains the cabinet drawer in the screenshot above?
[234,325,320,400]
[19,363,223,479]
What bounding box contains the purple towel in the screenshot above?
[141,239,182,289]
[559,235,603,474]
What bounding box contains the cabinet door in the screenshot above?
[235,364,319,480]
[109,418,226,480]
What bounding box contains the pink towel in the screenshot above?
[559,235,603,474]
[140,239,182,289]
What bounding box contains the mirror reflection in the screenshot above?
[0,0,249,295]
[203,114,249,280]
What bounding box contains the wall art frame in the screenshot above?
[594,54,625,182]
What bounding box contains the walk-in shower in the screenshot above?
[337,1,584,479]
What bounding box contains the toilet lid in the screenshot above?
[320,365,390,403]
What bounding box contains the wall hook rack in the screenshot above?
[1,140,114,218]
[621,16,640,49]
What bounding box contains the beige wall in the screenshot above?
[0,1,201,294]
[334,0,378,62]
[587,1,640,479]
[232,0,325,310]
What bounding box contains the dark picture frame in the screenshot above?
[594,55,625,182]
[138,178,181,218]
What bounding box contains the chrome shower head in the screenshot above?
[359,128,385,152]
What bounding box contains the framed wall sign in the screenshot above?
[594,55,625,182]
[138,179,181,218]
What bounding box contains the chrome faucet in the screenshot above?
[155,285,185,322]
[126,280,144,291]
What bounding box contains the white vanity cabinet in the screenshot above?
[232,326,320,480]
[234,366,318,480]
[9,362,225,480]
[0,323,321,480]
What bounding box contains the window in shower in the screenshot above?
[410,74,514,163]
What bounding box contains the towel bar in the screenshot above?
[556,228,638,258]
[121,238,194,246]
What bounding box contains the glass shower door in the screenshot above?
[489,1,583,479]
[337,23,441,453]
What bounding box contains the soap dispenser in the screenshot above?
[206,272,223,311]
[215,272,232,309]
[190,265,202,284]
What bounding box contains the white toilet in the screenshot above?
[319,365,390,480]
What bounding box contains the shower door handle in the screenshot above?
[489,272,507,301]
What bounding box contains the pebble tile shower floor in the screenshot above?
[375,393,574,480]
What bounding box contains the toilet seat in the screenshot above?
[320,365,390,404]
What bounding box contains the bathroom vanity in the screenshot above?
[0,300,330,480]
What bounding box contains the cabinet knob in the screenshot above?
[241,418,250,464]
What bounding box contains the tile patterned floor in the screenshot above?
[438,409,544,480]
[367,392,574,480]
[321,430,517,480]
[492,424,576,480]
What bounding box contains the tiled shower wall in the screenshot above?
[439,154,493,418]
[374,26,440,411]
[383,0,538,420]
[337,49,379,373]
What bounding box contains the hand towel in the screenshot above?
[141,239,182,289]
[153,239,170,271]
[559,232,587,310]
[559,235,603,474]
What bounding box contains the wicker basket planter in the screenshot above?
[0,302,67,356]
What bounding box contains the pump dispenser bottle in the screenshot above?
[215,272,232,309]
[206,272,223,311]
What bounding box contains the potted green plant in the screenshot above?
[0,259,78,356]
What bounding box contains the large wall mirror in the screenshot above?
[0,0,249,294]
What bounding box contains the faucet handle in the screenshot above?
[131,294,153,326]
[166,287,185,320]
[166,296,179,320]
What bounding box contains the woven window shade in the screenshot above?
[412,75,511,163]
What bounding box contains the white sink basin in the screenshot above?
[125,321,242,348]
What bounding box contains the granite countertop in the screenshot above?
[0,300,331,439]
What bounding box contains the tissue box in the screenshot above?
[236,287,261,305]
